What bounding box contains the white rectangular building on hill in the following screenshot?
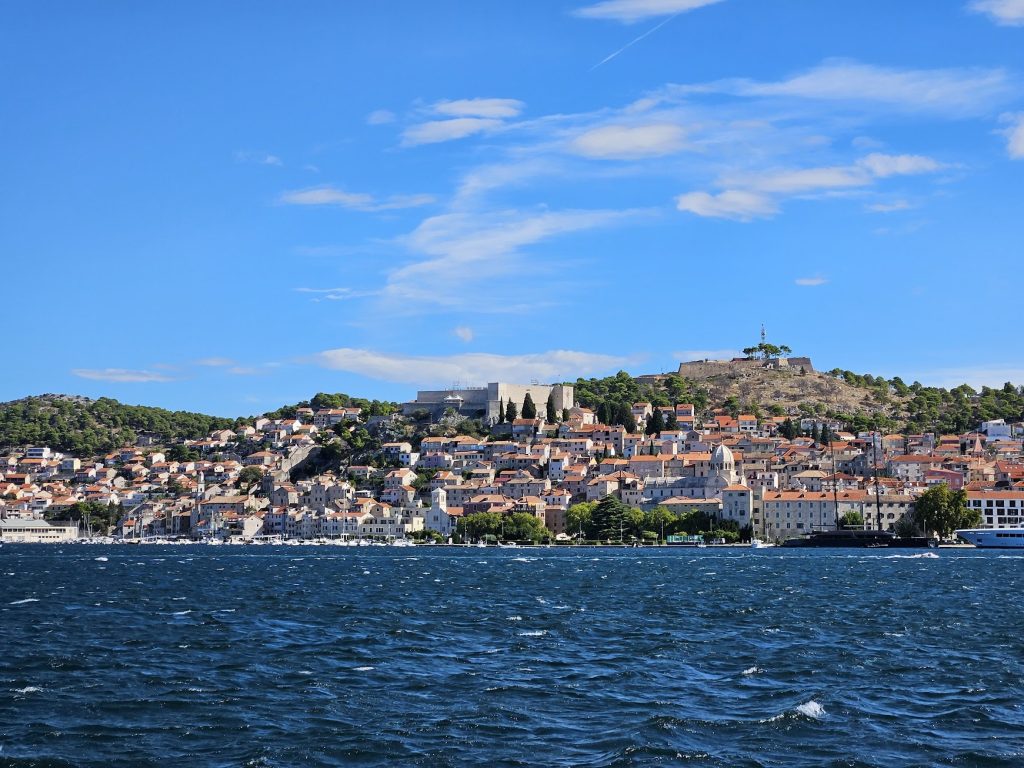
[404,382,573,424]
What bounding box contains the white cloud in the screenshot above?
[571,123,686,158]
[794,276,828,287]
[687,59,1015,116]
[858,152,942,177]
[734,165,870,194]
[574,0,724,23]
[433,98,524,119]
[310,348,629,386]
[969,0,1024,26]
[72,368,175,383]
[234,150,283,167]
[673,348,741,362]
[453,326,475,343]
[195,357,235,367]
[679,153,943,222]
[401,117,503,147]
[295,287,378,301]
[675,190,778,221]
[866,199,913,213]
[386,208,639,305]
[1001,113,1024,158]
[278,185,435,212]
[367,109,396,125]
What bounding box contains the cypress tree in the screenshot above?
[811,422,821,443]
[497,399,506,424]
[522,393,537,420]
[505,399,517,422]
[646,408,665,436]
[546,393,557,424]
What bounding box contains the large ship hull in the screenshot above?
[956,528,1024,548]
[782,530,936,548]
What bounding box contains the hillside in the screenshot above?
[581,362,1024,434]
[0,395,237,456]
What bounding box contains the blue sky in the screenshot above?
[3,0,1024,416]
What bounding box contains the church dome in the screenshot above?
[711,444,734,468]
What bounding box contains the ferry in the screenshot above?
[956,528,1024,548]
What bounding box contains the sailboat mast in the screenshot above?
[872,425,884,531]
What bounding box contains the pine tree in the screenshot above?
[591,494,629,542]
[505,400,517,422]
[522,393,537,420]
[546,393,557,424]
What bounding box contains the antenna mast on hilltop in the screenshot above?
[760,323,766,344]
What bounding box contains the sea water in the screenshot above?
[1,546,1022,767]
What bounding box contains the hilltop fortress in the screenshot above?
[677,355,815,380]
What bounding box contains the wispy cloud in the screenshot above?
[968,0,1024,26]
[279,185,435,212]
[310,348,631,386]
[674,59,1016,116]
[366,109,396,125]
[72,368,175,383]
[571,123,686,158]
[385,208,641,306]
[858,153,942,177]
[295,287,378,302]
[194,357,235,367]
[433,98,525,119]
[401,117,503,147]
[574,0,724,23]
[453,326,475,343]
[234,150,283,167]
[866,199,913,213]
[678,152,944,220]
[1000,112,1024,158]
[794,276,828,287]
[401,98,525,146]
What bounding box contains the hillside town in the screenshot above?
[2,371,1023,545]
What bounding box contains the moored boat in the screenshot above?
[956,528,1024,548]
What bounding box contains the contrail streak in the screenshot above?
[590,12,682,71]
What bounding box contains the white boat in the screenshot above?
[750,538,775,549]
[956,527,1024,548]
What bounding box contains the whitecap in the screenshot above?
[352,666,374,672]
[507,615,523,621]
[796,700,826,719]
[742,666,762,676]
[94,557,108,562]
[519,630,547,637]
[9,598,39,605]
[14,686,41,694]
[362,570,371,575]
[172,610,193,616]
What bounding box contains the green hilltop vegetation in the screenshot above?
[0,395,238,457]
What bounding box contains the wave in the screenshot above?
[9,598,39,605]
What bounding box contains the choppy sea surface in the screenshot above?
[1,546,1023,767]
